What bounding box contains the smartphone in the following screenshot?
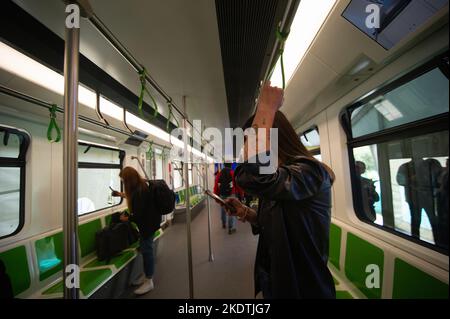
[204,190,236,213]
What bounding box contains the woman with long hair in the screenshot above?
[222,83,336,298]
[112,166,161,295]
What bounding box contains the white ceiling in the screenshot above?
[281,0,449,129]
[12,0,229,132]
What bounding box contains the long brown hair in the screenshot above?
[119,166,148,213]
[243,111,335,183]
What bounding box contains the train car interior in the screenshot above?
[0,0,448,301]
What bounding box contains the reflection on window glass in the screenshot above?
[353,131,449,250]
[0,127,28,239]
[0,167,21,238]
[77,143,123,215]
[0,131,21,158]
[351,67,449,138]
[300,127,321,159]
[174,165,183,189]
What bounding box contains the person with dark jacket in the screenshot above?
[214,163,244,234]
[221,83,336,299]
[112,166,161,295]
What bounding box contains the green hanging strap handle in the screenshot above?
[47,104,61,143]
[138,68,159,119]
[267,26,290,89]
[166,100,180,133]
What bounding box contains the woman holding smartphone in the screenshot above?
[221,83,336,299]
[112,166,161,295]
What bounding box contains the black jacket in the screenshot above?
[129,182,162,240]
[235,156,336,299]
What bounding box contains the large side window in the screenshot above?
[341,53,449,253]
[0,126,30,239]
[300,126,322,161]
[77,142,124,216]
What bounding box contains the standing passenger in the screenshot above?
[220,83,336,298]
[112,167,160,295]
[355,161,379,222]
[214,163,243,234]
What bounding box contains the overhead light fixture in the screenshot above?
[0,42,214,158]
[270,0,336,88]
[99,96,124,121]
[0,41,96,108]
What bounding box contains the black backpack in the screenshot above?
[218,167,233,197]
[95,213,138,262]
[150,180,176,215]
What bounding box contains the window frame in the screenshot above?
[340,52,449,255]
[0,125,30,240]
[77,142,125,216]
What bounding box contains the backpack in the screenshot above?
[150,180,176,215]
[95,213,138,262]
[218,167,233,197]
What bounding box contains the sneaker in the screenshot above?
[131,273,146,286]
[228,228,236,235]
[134,278,154,295]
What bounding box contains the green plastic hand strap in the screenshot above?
[47,104,61,143]
[138,68,158,119]
[267,26,290,89]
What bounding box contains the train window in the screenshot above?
[341,53,449,253]
[173,164,183,189]
[0,126,30,239]
[77,142,124,216]
[300,127,322,161]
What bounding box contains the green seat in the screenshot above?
[42,268,112,297]
[79,219,102,258]
[84,250,136,269]
[336,290,353,299]
[35,232,64,281]
[0,245,31,296]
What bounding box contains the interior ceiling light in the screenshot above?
[270,0,336,88]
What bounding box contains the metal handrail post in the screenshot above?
[63,16,80,300]
[183,96,194,299]
[204,160,214,262]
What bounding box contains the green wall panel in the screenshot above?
[345,232,384,299]
[392,258,449,299]
[0,246,31,296]
[329,223,341,270]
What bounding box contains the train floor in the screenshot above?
[123,201,259,299]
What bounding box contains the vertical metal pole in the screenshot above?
[204,160,214,262]
[63,17,80,299]
[183,96,194,299]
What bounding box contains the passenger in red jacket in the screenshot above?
[214,163,243,234]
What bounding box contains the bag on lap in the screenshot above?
[95,212,139,262]
[95,223,129,262]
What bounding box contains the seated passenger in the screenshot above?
[219,83,336,299]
